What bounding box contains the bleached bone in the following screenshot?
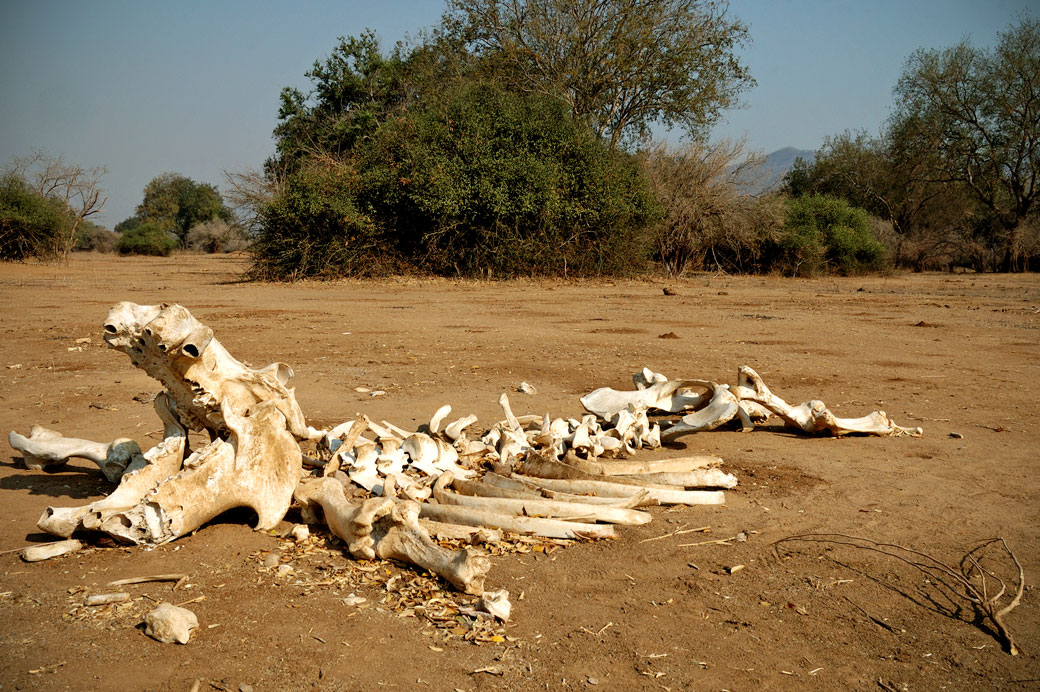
[419,519,503,544]
[518,451,733,497]
[427,404,452,434]
[734,366,772,422]
[615,469,738,489]
[143,602,198,644]
[99,399,301,545]
[580,379,710,419]
[558,453,722,476]
[497,393,524,433]
[347,443,382,493]
[738,366,923,437]
[22,539,83,562]
[9,426,142,483]
[478,473,653,507]
[294,476,490,594]
[324,418,368,476]
[660,380,747,440]
[443,414,479,441]
[102,301,321,441]
[480,589,511,621]
[433,473,651,525]
[509,473,725,506]
[40,393,188,537]
[419,502,617,540]
[633,367,668,389]
[401,433,440,476]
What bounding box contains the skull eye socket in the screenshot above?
[182,343,201,358]
[104,324,118,334]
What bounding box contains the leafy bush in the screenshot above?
[74,220,118,253]
[251,157,385,279]
[186,218,248,253]
[358,81,657,276]
[252,80,657,279]
[0,173,67,260]
[770,195,886,276]
[117,222,178,256]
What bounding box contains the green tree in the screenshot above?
[891,17,1040,271]
[449,0,754,148]
[130,173,233,247]
[0,172,67,260]
[773,195,886,276]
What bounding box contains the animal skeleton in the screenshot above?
[9,302,921,602]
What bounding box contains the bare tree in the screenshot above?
[642,138,771,275]
[11,150,108,261]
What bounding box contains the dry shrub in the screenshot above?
[642,140,775,275]
[186,218,248,253]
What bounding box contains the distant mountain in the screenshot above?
[744,147,815,195]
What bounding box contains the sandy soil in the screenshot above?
[0,253,1037,691]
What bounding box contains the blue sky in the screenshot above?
[0,0,1033,227]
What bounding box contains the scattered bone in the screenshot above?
[143,602,199,644]
[22,539,83,562]
[433,473,651,525]
[478,473,654,507]
[517,382,538,395]
[290,524,310,542]
[660,381,744,440]
[737,366,922,437]
[479,589,512,621]
[419,520,504,544]
[85,592,131,606]
[419,502,618,540]
[580,379,709,419]
[107,573,188,587]
[9,426,142,483]
[294,476,490,594]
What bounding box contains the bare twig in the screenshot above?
[775,533,1025,655]
[108,573,187,587]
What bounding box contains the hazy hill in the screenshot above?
[747,146,815,194]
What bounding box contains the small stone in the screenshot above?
[275,564,294,576]
[517,382,538,395]
[353,386,371,393]
[239,685,254,692]
[143,602,198,644]
[342,593,367,607]
[728,564,745,575]
[262,554,280,569]
[290,524,310,542]
[662,287,677,296]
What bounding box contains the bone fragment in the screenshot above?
[22,539,83,562]
[738,366,923,437]
[480,589,512,621]
[294,476,490,594]
[85,592,131,606]
[324,418,368,477]
[143,602,198,644]
[443,414,478,441]
[580,379,710,419]
[660,381,743,440]
[419,503,617,540]
[9,426,142,483]
[107,573,187,587]
[427,405,452,434]
[433,473,651,525]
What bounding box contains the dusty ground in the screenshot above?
[0,253,1037,691]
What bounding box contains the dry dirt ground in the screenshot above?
[0,253,1037,692]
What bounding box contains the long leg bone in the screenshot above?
[9,426,143,483]
[433,473,652,525]
[294,476,490,594]
[509,474,725,506]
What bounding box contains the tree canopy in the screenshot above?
[123,173,233,247]
[449,0,754,148]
